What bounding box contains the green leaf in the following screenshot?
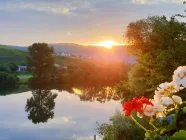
[160,128,167,135]
[166,113,178,131]
[145,131,151,138]
[183,107,186,114]
[168,130,186,140]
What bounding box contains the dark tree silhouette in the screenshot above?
[25,89,57,124]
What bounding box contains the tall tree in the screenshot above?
[27,43,55,80]
[124,16,186,95]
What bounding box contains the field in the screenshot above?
[16,73,32,84]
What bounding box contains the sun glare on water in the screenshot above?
[96,40,117,49]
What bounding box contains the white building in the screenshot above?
[17,66,27,71]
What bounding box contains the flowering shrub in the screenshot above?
[123,66,186,140]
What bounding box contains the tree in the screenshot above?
[20,60,27,66]
[0,72,18,89]
[97,112,150,140]
[0,64,11,73]
[8,63,18,72]
[124,16,186,96]
[27,43,55,79]
[25,89,57,124]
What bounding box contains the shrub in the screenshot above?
[0,72,18,89]
[97,111,151,140]
[0,64,11,73]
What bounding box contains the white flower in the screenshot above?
[178,77,186,87]
[172,95,182,104]
[159,82,169,89]
[154,93,161,102]
[143,104,154,117]
[153,101,165,112]
[161,97,173,106]
[173,66,186,81]
[168,81,183,92]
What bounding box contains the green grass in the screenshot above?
[0,45,27,56]
[0,45,27,64]
[17,73,32,84]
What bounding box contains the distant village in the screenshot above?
[56,52,91,59]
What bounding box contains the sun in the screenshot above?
[96,40,116,49]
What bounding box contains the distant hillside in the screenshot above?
[0,45,27,56]
[50,43,135,63]
[6,43,135,63]
[0,45,27,64]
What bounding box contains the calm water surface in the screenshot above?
[0,90,121,140]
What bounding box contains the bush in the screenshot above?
[97,112,151,140]
[8,62,18,72]
[0,72,18,89]
[0,64,11,73]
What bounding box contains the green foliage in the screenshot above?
[168,130,186,140]
[0,72,18,89]
[0,64,11,73]
[62,61,130,87]
[27,43,55,79]
[97,112,150,140]
[20,60,27,66]
[8,62,18,72]
[123,15,186,97]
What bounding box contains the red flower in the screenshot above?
[132,97,143,113]
[123,101,133,116]
[140,96,153,106]
[123,96,153,117]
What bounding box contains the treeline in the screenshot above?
[61,61,130,88]
[0,63,20,90]
[27,43,131,91]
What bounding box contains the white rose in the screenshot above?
[161,97,173,106]
[172,95,182,105]
[143,104,154,117]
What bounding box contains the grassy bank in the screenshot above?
[16,72,32,84]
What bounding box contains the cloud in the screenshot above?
[19,4,73,15]
[67,32,72,36]
[131,0,183,4]
[63,117,70,124]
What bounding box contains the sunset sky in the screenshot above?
[0,0,185,46]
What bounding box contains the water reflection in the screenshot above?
[0,80,121,139]
[24,78,120,124]
[25,89,57,124]
[72,86,120,103]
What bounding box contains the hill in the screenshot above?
[0,45,27,64]
[50,43,135,63]
[6,43,135,63]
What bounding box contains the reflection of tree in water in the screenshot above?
[25,89,57,124]
[73,86,120,103]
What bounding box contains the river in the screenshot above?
[0,89,121,140]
